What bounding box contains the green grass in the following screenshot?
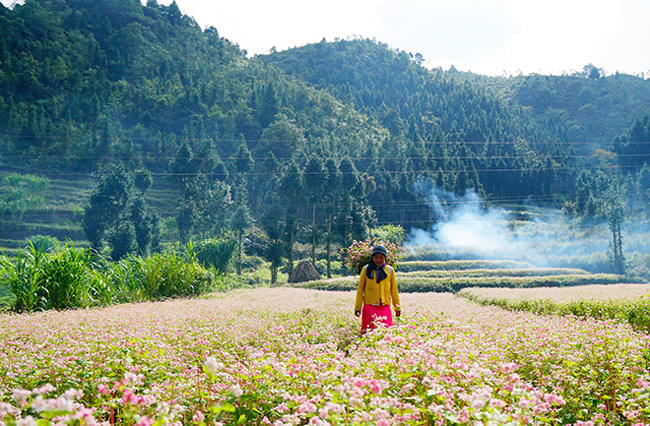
[398,260,535,272]
[292,272,637,293]
[400,267,591,278]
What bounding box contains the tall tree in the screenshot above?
[168,140,200,244]
[261,205,285,284]
[303,156,327,266]
[83,164,159,259]
[278,161,304,275]
[231,203,252,276]
[323,158,341,278]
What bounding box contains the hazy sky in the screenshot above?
[159,0,650,77]
[3,0,649,77]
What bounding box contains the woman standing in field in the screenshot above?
[354,245,401,334]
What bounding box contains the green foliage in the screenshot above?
[193,238,238,273]
[118,252,214,300]
[480,71,650,145]
[0,173,49,219]
[370,224,406,245]
[83,165,159,259]
[0,239,226,312]
[2,0,650,276]
[38,242,94,310]
[398,259,535,272]
[0,242,48,312]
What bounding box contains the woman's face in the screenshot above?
[372,253,386,266]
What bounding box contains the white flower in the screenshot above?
[230,384,243,397]
[205,357,224,375]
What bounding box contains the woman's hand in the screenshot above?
[354,310,361,317]
[395,310,401,317]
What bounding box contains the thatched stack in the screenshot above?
[288,259,321,283]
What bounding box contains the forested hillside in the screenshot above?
[479,69,650,146]
[1,0,650,274]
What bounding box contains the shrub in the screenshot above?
[26,235,60,254]
[342,237,403,274]
[39,243,94,310]
[193,238,237,273]
[105,253,215,301]
[147,252,213,299]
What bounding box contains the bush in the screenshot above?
[39,244,94,310]
[106,253,215,301]
[26,235,60,254]
[343,237,403,274]
[0,243,48,312]
[193,238,238,273]
[240,255,265,272]
[0,243,220,312]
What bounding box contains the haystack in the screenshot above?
[288,259,321,283]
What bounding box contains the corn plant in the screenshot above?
[0,242,48,312]
[38,243,94,310]
[193,238,237,273]
[100,259,147,304]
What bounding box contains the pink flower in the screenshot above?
[122,389,143,405]
[16,416,37,426]
[12,389,31,408]
[135,416,154,426]
[192,410,205,423]
[33,384,55,395]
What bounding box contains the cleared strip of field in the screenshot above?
[296,273,635,293]
[400,267,590,278]
[460,283,650,302]
[398,259,535,271]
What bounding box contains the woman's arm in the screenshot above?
[354,266,366,314]
[390,267,401,316]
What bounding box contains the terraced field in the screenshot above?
[0,171,179,255]
[295,259,642,293]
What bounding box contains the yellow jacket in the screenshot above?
[355,264,401,312]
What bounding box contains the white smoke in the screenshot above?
[404,182,612,268]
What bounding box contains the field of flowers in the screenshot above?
[461,284,650,303]
[460,284,650,333]
[2,287,650,425]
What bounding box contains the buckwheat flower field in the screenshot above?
[461,284,650,303]
[2,288,649,425]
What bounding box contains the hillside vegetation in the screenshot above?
[1,0,649,278]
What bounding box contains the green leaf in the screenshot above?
[210,402,237,415]
[202,364,216,381]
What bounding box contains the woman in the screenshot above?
[354,245,401,334]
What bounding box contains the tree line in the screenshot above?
[1,0,650,278]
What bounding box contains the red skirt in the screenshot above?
[361,304,393,334]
